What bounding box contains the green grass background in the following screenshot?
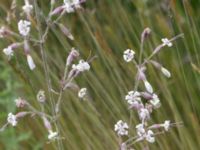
[0,0,200,149]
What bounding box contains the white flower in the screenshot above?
[114,120,129,136]
[161,38,172,47]
[123,49,135,62]
[161,67,171,78]
[143,80,153,93]
[7,113,17,126]
[18,20,31,36]
[150,94,161,108]
[63,0,81,13]
[139,108,150,121]
[27,54,36,70]
[3,46,14,58]
[125,91,141,105]
[72,60,90,72]
[136,123,145,137]
[48,130,58,140]
[78,88,87,98]
[22,0,33,14]
[162,120,170,131]
[145,130,155,143]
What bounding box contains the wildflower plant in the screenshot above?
[0,0,93,148]
[114,28,184,149]
[0,0,187,149]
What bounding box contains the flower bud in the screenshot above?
[0,26,12,38]
[58,23,74,40]
[149,60,161,69]
[15,97,27,108]
[43,117,52,131]
[141,27,151,42]
[161,67,171,78]
[50,6,65,16]
[143,80,153,93]
[24,40,30,54]
[66,48,79,66]
[16,111,29,118]
[37,90,46,103]
[27,54,36,70]
[140,92,153,100]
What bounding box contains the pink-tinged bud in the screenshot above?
[148,124,162,129]
[16,111,29,118]
[141,27,151,42]
[24,40,30,54]
[149,60,161,69]
[66,48,79,66]
[129,102,144,110]
[120,143,127,150]
[140,92,153,100]
[9,42,22,49]
[50,5,65,16]
[15,97,27,108]
[58,24,74,40]
[152,44,164,55]
[137,69,146,81]
[0,26,12,38]
[43,117,52,131]
[67,68,78,79]
[64,82,79,90]
[80,0,87,3]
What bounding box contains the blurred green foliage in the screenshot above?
[0,0,200,150]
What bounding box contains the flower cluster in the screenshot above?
[114,28,183,149]
[1,0,92,144]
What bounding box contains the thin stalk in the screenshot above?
[34,1,63,149]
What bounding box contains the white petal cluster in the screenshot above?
[161,38,172,47]
[136,124,146,137]
[123,49,135,62]
[22,0,33,14]
[7,113,17,126]
[125,91,141,105]
[27,54,36,70]
[18,20,31,36]
[136,124,155,143]
[72,60,90,72]
[78,88,87,98]
[162,120,170,131]
[63,0,81,13]
[114,120,129,136]
[139,108,150,121]
[145,130,155,143]
[48,130,58,140]
[3,46,14,58]
[150,94,161,109]
[161,67,171,78]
